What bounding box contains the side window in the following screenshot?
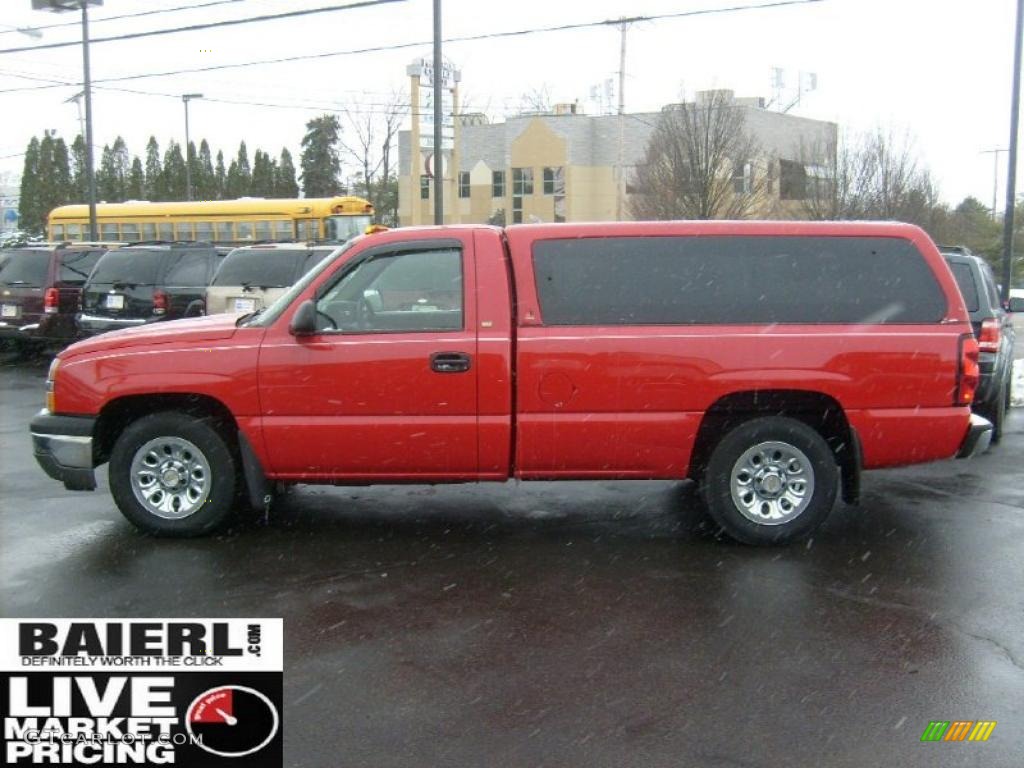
[315,248,463,333]
[59,250,103,283]
[164,252,212,287]
[980,264,1001,310]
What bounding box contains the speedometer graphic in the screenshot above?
[185,685,280,758]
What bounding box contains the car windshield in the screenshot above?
[212,249,308,289]
[88,249,164,285]
[243,241,354,327]
[324,215,372,242]
[0,249,49,287]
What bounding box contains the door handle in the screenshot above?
[430,351,471,373]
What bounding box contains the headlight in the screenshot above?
[46,357,60,412]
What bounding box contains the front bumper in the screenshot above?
[30,410,98,491]
[956,413,993,459]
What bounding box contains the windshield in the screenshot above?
[244,240,355,327]
[212,249,308,288]
[0,249,49,287]
[88,249,164,286]
[324,215,372,242]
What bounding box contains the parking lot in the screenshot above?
[2,330,1023,767]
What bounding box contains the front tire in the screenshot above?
[702,416,839,545]
[109,412,238,536]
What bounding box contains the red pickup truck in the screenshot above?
[30,221,990,544]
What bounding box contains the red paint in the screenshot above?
[53,221,976,484]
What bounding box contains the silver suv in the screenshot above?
[206,243,336,315]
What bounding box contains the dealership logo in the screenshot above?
[920,720,997,742]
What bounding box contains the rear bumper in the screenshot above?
[0,321,41,339]
[956,413,993,459]
[30,410,97,491]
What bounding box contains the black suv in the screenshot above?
[0,243,112,352]
[78,243,225,337]
[941,247,1016,442]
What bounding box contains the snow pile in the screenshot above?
[1013,359,1024,407]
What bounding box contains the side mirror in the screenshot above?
[1008,297,1024,313]
[289,299,317,336]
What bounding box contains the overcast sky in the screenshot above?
[0,0,1020,208]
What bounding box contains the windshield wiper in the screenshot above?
[235,307,264,326]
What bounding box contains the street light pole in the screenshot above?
[181,94,203,201]
[1000,0,1023,302]
[432,0,443,225]
[80,1,97,241]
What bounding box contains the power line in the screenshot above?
[0,0,827,88]
[0,0,406,56]
[0,0,251,37]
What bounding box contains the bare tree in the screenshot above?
[517,85,553,116]
[629,90,773,220]
[338,93,408,226]
[801,128,939,227]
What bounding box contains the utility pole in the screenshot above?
[182,93,203,201]
[1000,0,1023,302]
[616,19,628,221]
[64,91,85,139]
[432,0,443,225]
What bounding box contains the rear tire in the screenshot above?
[109,412,238,536]
[701,416,838,545]
[980,379,1007,445]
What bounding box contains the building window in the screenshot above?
[512,196,523,224]
[732,160,753,194]
[458,171,470,199]
[492,170,505,197]
[512,167,533,196]
[779,160,807,200]
[420,175,430,200]
[542,167,565,195]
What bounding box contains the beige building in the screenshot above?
[398,90,837,226]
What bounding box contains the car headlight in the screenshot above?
[46,357,59,412]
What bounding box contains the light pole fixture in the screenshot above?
[31,1,103,241]
[182,93,203,201]
[1,24,43,38]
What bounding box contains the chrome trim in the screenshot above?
[31,432,93,469]
[956,414,993,458]
[77,313,147,327]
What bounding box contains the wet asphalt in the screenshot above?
[2,341,1023,767]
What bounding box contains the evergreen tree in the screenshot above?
[250,149,275,196]
[51,137,72,208]
[127,157,145,200]
[186,140,200,200]
[144,136,161,200]
[97,143,116,202]
[299,114,342,197]
[197,140,216,200]
[70,134,89,202]
[225,160,243,198]
[233,142,252,196]
[275,148,299,197]
[18,136,42,234]
[214,150,227,199]
[112,136,130,201]
[161,140,187,201]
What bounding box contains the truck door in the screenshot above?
[256,234,480,479]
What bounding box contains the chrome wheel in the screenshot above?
[129,436,212,519]
[729,440,815,526]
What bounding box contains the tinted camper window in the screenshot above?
[532,236,947,325]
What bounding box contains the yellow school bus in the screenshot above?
[47,196,374,245]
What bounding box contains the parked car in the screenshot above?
[77,243,225,337]
[205,243,336,315]
[0,243,115,352]
[32,221,989,545]
[940,247,1016,442]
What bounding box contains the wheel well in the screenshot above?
[688,390,859,500]
[94,393,238,464]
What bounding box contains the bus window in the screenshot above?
[254,221,272,241]
[142,223,157,240]
[324,215,372,242]
[176,222,195,241]
[52,224,65,240]
[296,220,317,240]
[194,222,214,242]
[237,222,253,241]
[215,222,234,242]
[101,223,119,240]
[274,221,293,241]
[121,223,140,241]
[66,223,81,241]
[158,223,174,241]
